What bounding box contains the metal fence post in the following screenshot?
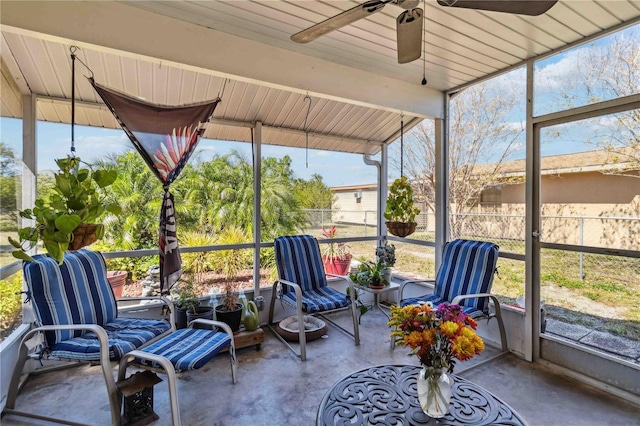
[364,211,368,237]
[579,217,584,281]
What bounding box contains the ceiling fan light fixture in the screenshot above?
[397,8,423,64]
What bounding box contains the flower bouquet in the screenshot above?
[389,302,485,418]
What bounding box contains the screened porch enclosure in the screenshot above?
[1,0,639,421]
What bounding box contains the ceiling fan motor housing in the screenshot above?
[397,8,423,63]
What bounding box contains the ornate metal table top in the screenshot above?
[317,365,528,426]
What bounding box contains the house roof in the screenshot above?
[475,148,640,177]
[1,1,639,155]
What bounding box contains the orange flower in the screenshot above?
[473,335,485,354]
[405,331,424,349]
[421,328,437,346]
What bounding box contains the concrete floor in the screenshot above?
[3,309,640,426]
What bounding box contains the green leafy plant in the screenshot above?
[345,285,371,322]
[9,157,121,264]
[349,259,389,287]
[173,279,200,313]
[384,176,420,223]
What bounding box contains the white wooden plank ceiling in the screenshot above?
[123,0,640,91]
[1,0,639,154]
[1,29,414,155]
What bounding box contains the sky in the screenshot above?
[1,25,637,187]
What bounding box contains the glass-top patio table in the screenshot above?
[317,364,528,425]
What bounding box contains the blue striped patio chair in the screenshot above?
[4,249,236,425]
[395,239,507,352]
[268,235,360,361]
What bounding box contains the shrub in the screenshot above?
[211,226,252,279]
[0,273,23,340]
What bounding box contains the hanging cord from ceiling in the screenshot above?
[400,115,404,178]
[69,46,95,156]
[217,78,228,100]
[421,0,428,86]
[303,95,312,168]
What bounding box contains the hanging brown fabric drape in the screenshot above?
[91,79,219,293]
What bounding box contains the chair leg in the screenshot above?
[5,329,122,426]
[492,300,509,352]
[348,286,360,346]
[5,336,31,410]
[267,281,306,361]
[228,339,238,384]
[296,306,307,361]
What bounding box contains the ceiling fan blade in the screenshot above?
[436,0,558,16]
[291,0,390,43]
[397,8,423,64]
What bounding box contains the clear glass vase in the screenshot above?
[416,367,452,418]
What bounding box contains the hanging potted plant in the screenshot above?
[384,176,421,238]
[320,226,352,276]
[9,157,121,264]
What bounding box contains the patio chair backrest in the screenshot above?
[435,239,499,313]
[23,249,118,347]
[274,235,327,294]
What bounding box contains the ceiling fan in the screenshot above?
[291,0,558,64]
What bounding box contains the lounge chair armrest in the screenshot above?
[452,293,496,305]
[188,319,235,338]
[398,279,436,301]
[274,278,304,307]
[21,324,111,365]
[275,278,303,295]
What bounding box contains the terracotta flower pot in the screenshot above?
[106,270,127,300]
[323,254,352,276]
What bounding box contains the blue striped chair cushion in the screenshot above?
[24,250,118,346]
[50,317,171,361]
[434,239,498,313]
[400,294,484,319]
[274,235,327,293]
[282,287,351,314]
[137,328,231,371]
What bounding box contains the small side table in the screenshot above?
[353,282,399,319]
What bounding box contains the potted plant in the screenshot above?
[320,225,352,276]
[384,176,420,238]
[375,242,396,284]
[215,282,243,332]
[172,279,201,329]
[349,259,389,290]
[9,157,121,264]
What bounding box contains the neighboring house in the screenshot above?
[332,149,639,249]
[330,184,379,226]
